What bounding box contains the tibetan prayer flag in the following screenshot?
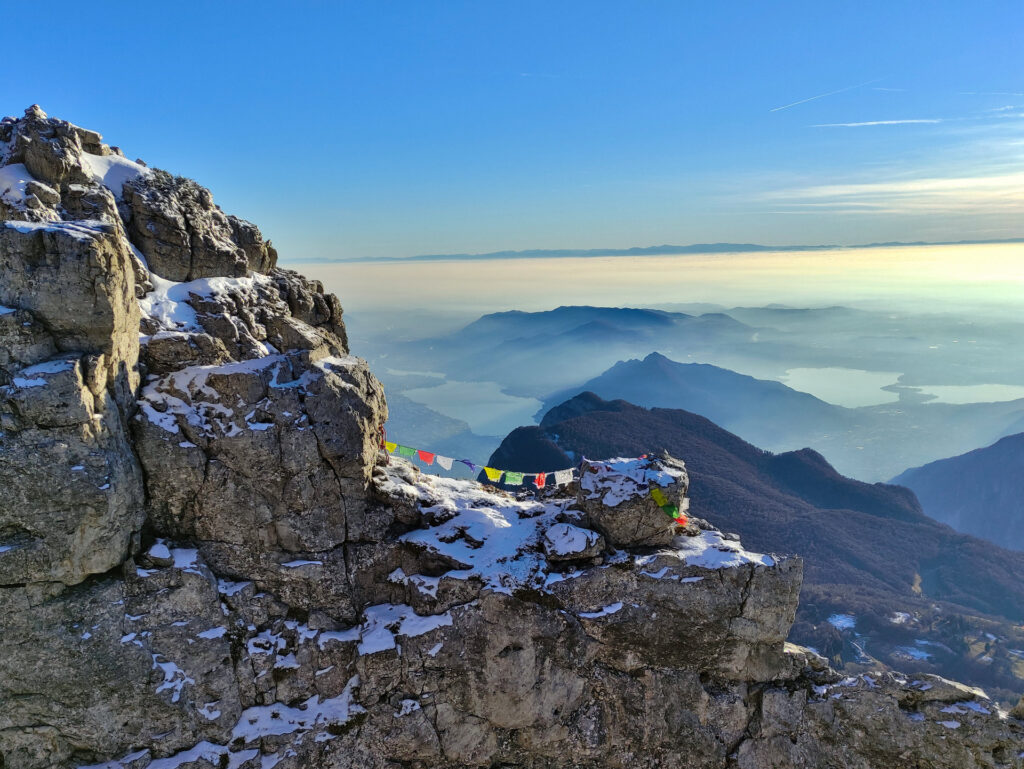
[504,471,524,485]
[650,488,669,507]
[397,445,416,458]
[384,441,397,453]
[417,450,435,465]
[534,472,546,489]
[436,455,454,471]
[553,469,574,485]
[460,459,478,472]
[484,467,503,483]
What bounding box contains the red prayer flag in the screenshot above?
[417,450,435,465]
[534,472,546,489]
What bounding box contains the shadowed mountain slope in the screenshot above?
[539,352,1024,482]
[491,393,1024,697]
[893,433,1024,552]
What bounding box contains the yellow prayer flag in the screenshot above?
[484,467,504,483]
[650,488,669,507]
[384,441,397,453]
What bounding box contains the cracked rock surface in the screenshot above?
[1,106,1022,768]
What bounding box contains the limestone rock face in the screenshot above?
[577,455,689,547]
[133,351,386,619]
[0,220,140,395]
[2,107,1021,769]
[122,169,276,282]
[0,199,144,588]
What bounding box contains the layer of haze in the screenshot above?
[296,242,1024,320]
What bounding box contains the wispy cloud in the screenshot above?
[872,87,906,92]
[769,78,885,112]
[761,170,1024,216]
[812,119,943,128]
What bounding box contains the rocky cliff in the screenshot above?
[0,106,1021,769]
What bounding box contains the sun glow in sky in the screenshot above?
[3,1,1022,261]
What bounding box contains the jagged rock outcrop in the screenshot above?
[1,106,1022,769]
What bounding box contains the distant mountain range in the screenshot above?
[359,304,1024,481]
[893,433,1024,552]
[489,392,1024,699]
[311,237,1024,263]
[541,352,1024,482]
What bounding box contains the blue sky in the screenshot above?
[4,1,1022,259]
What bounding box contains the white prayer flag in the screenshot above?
[435,455,454,471]
[553,469,574,485]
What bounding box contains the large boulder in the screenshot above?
[0,220,140,397]
[122,169,276,282]
[577,455,689,547]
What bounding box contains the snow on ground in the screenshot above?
[4,218,109,241]
[828,613,856,630]
[385,458,773,597]
[895,646,933,661]
[667,528,775,569]
[544,522,601,556]
[0,162,33,204]
[0,305,15,315]
[580,456,685,507]
[137,355,291,436]
[351,604,454,655]
[7,357,77,389]
[79,676,361,768]
[80,152,151,197]
[137,350,363,438]
[578,602,624,618]
[139,272,274,335]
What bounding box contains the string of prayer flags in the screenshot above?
[650,487,670,507]
[650,488,687,526]
[381,439,581,489]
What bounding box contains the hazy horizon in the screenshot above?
[296,242,1024,319]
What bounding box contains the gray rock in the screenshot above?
[577,454,689,547]
[122,169,275,282]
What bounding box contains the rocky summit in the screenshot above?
[0,105,1021,768]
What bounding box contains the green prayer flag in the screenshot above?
[397,445,416,458]
[504,471,524,485]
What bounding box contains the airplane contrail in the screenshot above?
[770,78,886,112]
